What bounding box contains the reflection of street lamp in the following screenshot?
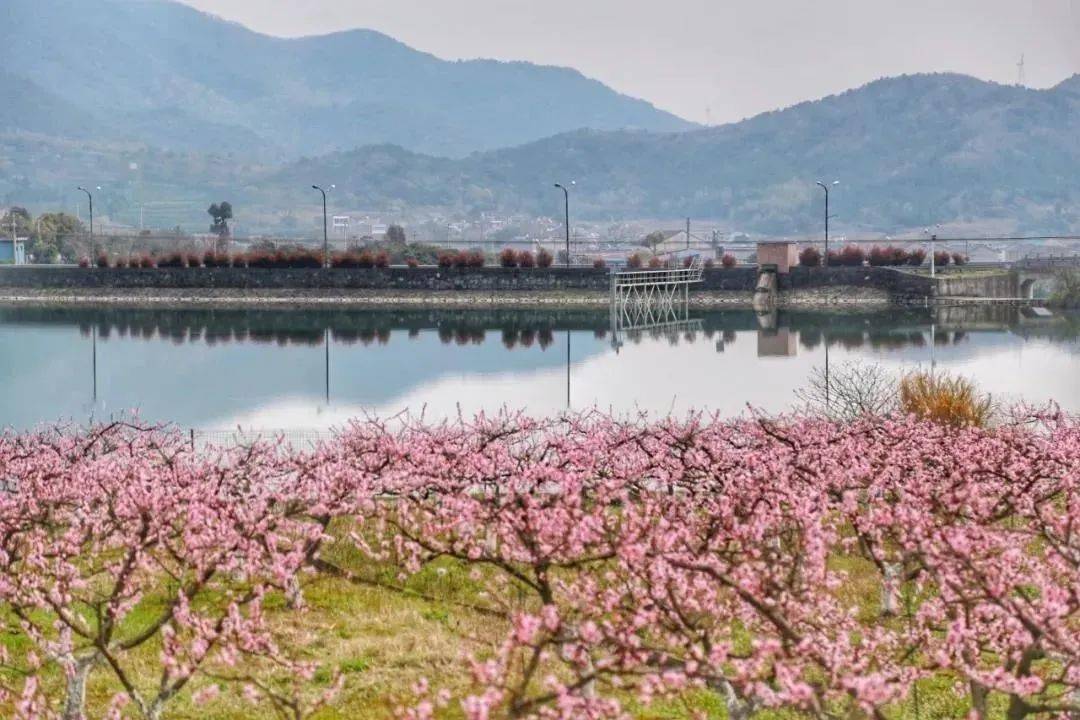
[554,182,574,267]
[566,330,571,410]
[815,180,839,265]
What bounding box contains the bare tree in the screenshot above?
[794,361,898,422]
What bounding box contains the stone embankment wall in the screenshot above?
[0,266,612,291]
[0,265,1015,300]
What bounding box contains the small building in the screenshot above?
[0,238,26,265]
[756,240,798,274]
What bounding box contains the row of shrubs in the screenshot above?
[498,248,556,268]
[80,248,604,270]
[798,245,967,268]
[82,249,335,270]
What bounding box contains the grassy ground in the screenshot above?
[1,547,992,719]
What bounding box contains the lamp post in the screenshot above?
[924,225,941,278]
[554,182,573,268]
[312,184,334,267]
[77,186,98,260]
[815,180,839,265]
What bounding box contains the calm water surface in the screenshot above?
[1,305,1078,434]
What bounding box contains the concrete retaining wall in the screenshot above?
[934,272,1019,298]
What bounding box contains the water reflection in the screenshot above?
[1,304,1077,432]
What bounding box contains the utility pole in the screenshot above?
[686,217,691,251]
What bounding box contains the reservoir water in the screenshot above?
[1,305,1078,435]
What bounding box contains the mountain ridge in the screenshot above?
[2,0,694,158]
[259,72,1080,233]
[4,41,1079,235]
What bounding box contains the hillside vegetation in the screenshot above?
[2,0,691,159]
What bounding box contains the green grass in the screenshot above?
[0,546,1002,719]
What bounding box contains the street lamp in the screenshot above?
[554,181,574,268]
[815,180,839,265]
[312,184,335,267]
[924,224,941,278]
[77,186,99,260]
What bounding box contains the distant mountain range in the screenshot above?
[3,0,1080,236]
[267,73,1080,233]
[3,0,692,158]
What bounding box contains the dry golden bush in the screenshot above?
[899,370,994,428]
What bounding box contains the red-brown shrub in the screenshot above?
[437,251,455,268]
[908,248,927,266]
[246,252,271,269]
[934,251,952,267]
[837,245,865,267]
[186,253,202,268]
[721,253,737,269]
[374,251,390,269]
[357,250,375,269]
[499,248,518,268]
[519,251,536,268]
[952,253,967,266]
[648,257,663,269]
[627,253,643,269]
[96,253,109,268]
[593,258,606,269]
[536,249,554,268]
[465,250,485,268]
[799,246,822,267]
[139,255,155,269]
[405,257,419,269]
[78,257,90,268]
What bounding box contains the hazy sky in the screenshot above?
[179,0,1080,124]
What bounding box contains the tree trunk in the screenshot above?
[969,680,989,720]
[881,562,901,616]
[62,654,97,720]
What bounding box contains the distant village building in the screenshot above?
[0,238,26,265]
[642,229,689,254]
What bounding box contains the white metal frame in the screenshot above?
[609,257,705,349]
